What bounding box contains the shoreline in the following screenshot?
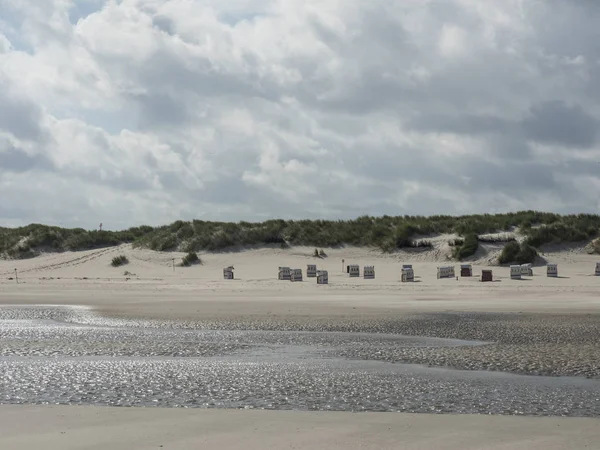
[3,280,600,319]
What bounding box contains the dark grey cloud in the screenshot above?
[0,88,47,142]
[0,144,55,173]
[157,171,194,192]
[151,15,176,35]
[407,113,512,137]
[464,160,557,192]
[110,48,282,130]
[522,101,598,148]
[0,203,28,220]
[530,1,600,59]
[482,134,533,159]
[132,92,191,129]
[202,176,294,213]
[341,143,453,186]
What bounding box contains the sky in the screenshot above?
[1,0,600,230]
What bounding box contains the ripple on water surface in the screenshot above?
[0,305,599,416]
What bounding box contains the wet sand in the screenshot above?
[2,306,600,415]
[1,405,599,450]
[2,305,599,379]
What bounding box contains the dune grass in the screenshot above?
[453,233,479,260]
[0,224,151,259]
[132,212,600,256]
[498,241,538,265]
[2,211,600,261]
[180,251,201,267]
[111,255,129,267]
[593,238,600,254]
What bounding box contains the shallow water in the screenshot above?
[1,305,599,416]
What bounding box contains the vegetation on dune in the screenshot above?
[498,241,538,265]
[180,251,201,267]
[448,238,464,247]
[0,224,152,259]
[453,233,479,260]
[593,238,600,255]
[525,222,597,248]
[1,211,600,263]
[313,248,328,257]
[111,255,129,267]
[498,242,521,265]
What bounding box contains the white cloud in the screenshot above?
[438,24,467,58]
[1,0,600,229]
[0,32,11,53]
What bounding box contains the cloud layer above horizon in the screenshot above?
[1,0,600,229]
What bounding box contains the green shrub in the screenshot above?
[498,241,520,264]
[379,239,396,253]
[394,223,419,248]
[111,255,129,267]
[515,244,538,264]
[525,224,590,248]
[498,241,537,264]
[181,251,201,267]
[176,223,195,240]
[453,233,479,260]
[7,245,37,259]
[157,235,178,251]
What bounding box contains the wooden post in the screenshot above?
[14,268,18,284]
[172,258,175,272]
[342,259,345,272]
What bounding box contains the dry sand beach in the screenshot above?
[2,242,600,317]
[1,243,600,449]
